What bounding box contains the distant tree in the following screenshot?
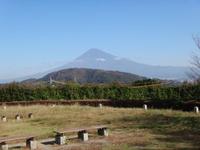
[190,35,200,82]
[131,79,161,86]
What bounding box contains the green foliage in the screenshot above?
[0,83,200,102]
[131,79,161,86]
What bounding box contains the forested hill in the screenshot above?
[34,68,146,84]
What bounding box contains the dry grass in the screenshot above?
[0,105,200,149]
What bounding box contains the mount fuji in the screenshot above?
[1,48,190,83]
[57,48,189,80]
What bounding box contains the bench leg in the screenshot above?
[55,134,66,145]
[0,143,8,150]
[26,138,37,150]
[78,131,88,141]
[98,128,108,136]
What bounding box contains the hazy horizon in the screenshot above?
[0,0,200,79]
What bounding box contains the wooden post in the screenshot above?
[143,104,148,110]
[99,103,103,108]
[194,106,199,114]
[3,106,6,110]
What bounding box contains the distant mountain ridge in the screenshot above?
[60,49,190,80]
[24,68,146,84]
[0,48,190,83]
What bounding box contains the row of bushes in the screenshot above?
[0,83,200,102]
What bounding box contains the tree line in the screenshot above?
[0,82,199,102]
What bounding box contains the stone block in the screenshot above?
[0,143,8,150]
[26,138,37,150]
[15,114,21,121]
[28,113,33,119]
[98,128,108,136]
[78,131,88,141]
[1,116,6,122]
[55,134,66,145]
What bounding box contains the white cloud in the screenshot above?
[96,58,106,62]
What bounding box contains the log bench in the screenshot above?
[0,135,37,150]
[54,125,108,145]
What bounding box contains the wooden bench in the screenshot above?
[54,125,108,145]
[0,135,37,150]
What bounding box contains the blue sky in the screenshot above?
[0,0,200,79]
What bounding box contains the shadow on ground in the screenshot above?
[113,112,200,149]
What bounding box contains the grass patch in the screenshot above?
[0,105,200,149]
